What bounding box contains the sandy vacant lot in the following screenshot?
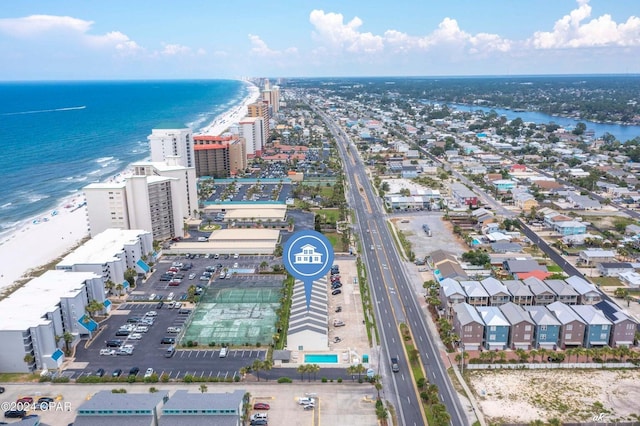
[467,369,640,424]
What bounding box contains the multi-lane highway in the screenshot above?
[311,103,469,426]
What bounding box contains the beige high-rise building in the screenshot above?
[247,100,270,144]
[193,135,247,178]
[238,116,265,155]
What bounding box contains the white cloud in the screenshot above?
[530,0,640,48]
[309,10,509,56]
[161,43,191,56]
[248,34,297,57]
[0,15,93,37]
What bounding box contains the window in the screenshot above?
[490,326,496,332]
[464,325,473,332]
[524,334,531,340]
[628,323,635,330]
[565,333,572,340]
[489,335,496,341]
[566,324,573,331]
[539,333,546,340]
[540,325,547,331]
[600,333,608,340]
[601,324,608,330]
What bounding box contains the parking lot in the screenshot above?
[0,382,378,426]
[66,300,266,380]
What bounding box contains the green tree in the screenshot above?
[199,384,208,393]
[124,268,137,288]
[252,359,264,382]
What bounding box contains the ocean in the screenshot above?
[0,79,248,236]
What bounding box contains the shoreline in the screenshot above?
[0,79,261,293]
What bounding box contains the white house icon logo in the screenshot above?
[294,243,323,265]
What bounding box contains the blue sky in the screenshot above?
[0,0,639,80]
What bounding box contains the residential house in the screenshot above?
[452,303,484,351]
[597,262,634,277]
[524,277,556,305]
[595,300,638,347]
[477,306,510,350]
[579,249,617,265]
[438,278,467,319]
[543,212,573,228]
[517,270,553,281]
[503,259,548,280]
[554,221,587,236]
[504,280,534,306]
[619,271,640,288]
[492,179,516,192]
[523,305,561,349]
[450,183,478,207]
[565,275,602,305]
[460,281,490,306]
[514,192,539,211]
[480,277,511,306]
[566,193,601,210]
[490,242,523,253]
[547,301,587,348]
[499,302,535,350]
[570,305,612,348]
[429,250,469,281]
[544,279,579,305]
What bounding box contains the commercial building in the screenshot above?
[262,78,280,113]
[74,390,169,426]
[56,228,154,289]
[160,389,245,426]
[84,159,197,240]
[167,229,280,255]
[0,270,105,372]
[193,135,246,178]
[148,127,194,168]
[238,116,265,155]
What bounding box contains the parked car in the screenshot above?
[112,369,122,377]
[16,397,33,404]
[253,402,270,410]
[4,410,26,419]
[332,289,342,295]
[128,367,140,376]
[166,326,182,334]
[161,337,176,344]
[331,282,342,289]
[333,320,345,327]
[156,301,164,309]
[128,333,143,340]
[250,420,267,426]
[145,311,158,317]
[115,330,130,337]
[144,368,154,378]
[100,348,116,356]
[105,340,123,347]
[188,273,196,280]
[95,368,105,377]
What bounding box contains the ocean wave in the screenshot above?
[96,156,115,163]
[88,169,102,176]
[0,202,12,209]
[2,105,86,116]
[27,193,50,203]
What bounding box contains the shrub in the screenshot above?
[337,377,342,383]
[160,373,169,383]
[277,377,292,383]
[184,374,194,383]
[208,342,216,347]
[234,375,240,382]
[321,377,328,383]
[51,377,70,383]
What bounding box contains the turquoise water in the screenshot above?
[0,80,247,234]
[304,353,338,363]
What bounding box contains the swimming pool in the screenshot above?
[304,353,339,363]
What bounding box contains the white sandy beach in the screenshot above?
[0,199,89,292]
[0,80,261,294]
[199,81,261,136]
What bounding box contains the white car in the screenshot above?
[233,262,239,268]
[145,311,158,317]
[174,302,182,309]
[167,326,182,334]
[134,326,149,333]
[144,368,154,378]
[128,333,143,340]
[100,349,116,356]
[189,273,196,280]
[148,293,156,301]
[298,397,315,405]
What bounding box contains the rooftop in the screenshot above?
[57,229,149,267]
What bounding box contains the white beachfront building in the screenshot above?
[237,116,265,155]
[0,270,105,373]
[83,158,197,241]
[56,228,154,293]
[148,127,194,168]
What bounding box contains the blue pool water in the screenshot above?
[304,353,338,363]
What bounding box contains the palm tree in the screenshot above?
[297,365,307,381]
[23,354,35,370]
[346,365,357,381]
[259,261,269,272]
[199,384,208,393]
[63,332,74,355]
[239,366,248,380]
[529,349,538,363]
[85,299,104,318]
[262,359,273,381]
[537,348,548,363]
[252,359,264,382]
[115,282,124,298]
[104,279,115,296]
[308,364,320,382]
